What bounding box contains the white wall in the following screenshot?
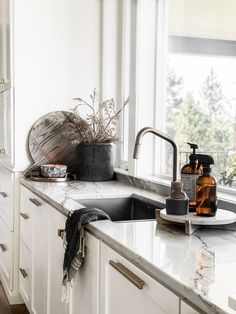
[13,0,102,170]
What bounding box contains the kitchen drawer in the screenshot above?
[100,243,179,314]
[0,166,14,230]
[0,215,13,290]
[19,239,31,310]
[20,185,44,249]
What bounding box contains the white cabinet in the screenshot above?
[70,232,100,314]
[20,185,48,313]
[0,165,14,299]
[0,214,13,289]
[100,243,179,314]
[31,197,48,314]
[47,205,100,314]
[0,165,14,230]
[47,206,69,314]
[181,300,200,314]
[19,240,31,310]
[20,185,49,314]
[0,0,11,92]
[19,185,100,314]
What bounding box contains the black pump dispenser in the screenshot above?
[188,143,198,163]
[197,154,214,170]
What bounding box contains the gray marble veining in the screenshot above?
[20,177,236,314]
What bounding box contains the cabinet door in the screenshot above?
[100,243,179,314]
[19,240,31,311]
[0,89,12,164]
[20,185,43,249]
[181,300,200,314]
[70,232,100,314]
[0,0,10,92]
[31,202,48,314]
[0,165,14,230]
[0,214,12,290]
[47,206,69,314]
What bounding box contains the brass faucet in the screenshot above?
[133,127,178,183]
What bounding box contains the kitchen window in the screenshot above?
[161,0,236,192]
[103,0,236,193]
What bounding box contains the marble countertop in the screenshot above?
[20,178,236,314]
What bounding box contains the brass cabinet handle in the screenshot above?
[57,229,65,239]
[0,79,5,84]
[0,244,7,252]
[20,212,30,220]
[0,192,8,198]
[19,268,28,278]
[0,149,6,154]
[29,198,42,207]
[109,260,145,290]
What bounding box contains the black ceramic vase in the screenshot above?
[76,143,114,181]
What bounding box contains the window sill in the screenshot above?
[153,178,236,214]
[146,175,236,206]
[115,169,236,211]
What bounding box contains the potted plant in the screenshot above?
[66,90,129,181]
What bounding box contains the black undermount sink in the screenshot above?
[75,196,164,222]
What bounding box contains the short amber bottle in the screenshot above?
[196,166,217,217]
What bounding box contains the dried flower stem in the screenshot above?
[65,90,129,144]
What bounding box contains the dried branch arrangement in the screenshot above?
[65,89,129,144]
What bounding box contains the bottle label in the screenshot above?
[181,174,200,202]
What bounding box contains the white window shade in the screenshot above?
[168,0,236,41]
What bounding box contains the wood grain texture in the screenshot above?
[0,283,29,314]
[0,283,11,314]
[28,111,78,175]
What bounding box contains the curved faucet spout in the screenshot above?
[133,127,178,182]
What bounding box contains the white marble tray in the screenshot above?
[159,209,236,235]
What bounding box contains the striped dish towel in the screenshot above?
[62,207,110,302]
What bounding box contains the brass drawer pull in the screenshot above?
[20,212,30,220]
[109,260,145,290]
[0,244,7,252]
[0,192,8,198]
[0,149,6,154]
[29,198,42,207]
[19,268,28,278]
[57,229,65,239]
[0,79,5,84]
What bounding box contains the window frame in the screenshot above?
[102,0,236,198]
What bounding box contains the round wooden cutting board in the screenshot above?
[28,111,78,175]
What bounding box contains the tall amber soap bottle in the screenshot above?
[181,143,202,211]
[196,155,217,216]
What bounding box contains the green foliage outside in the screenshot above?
[165,66,236,187]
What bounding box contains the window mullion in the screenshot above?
[154,0,169,178]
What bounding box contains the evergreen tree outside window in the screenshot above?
[162,0,236,189]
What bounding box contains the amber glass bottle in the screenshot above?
[181,143,202,211]
[196,157,217,217]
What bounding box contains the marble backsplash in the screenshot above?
[115,171,171,196]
